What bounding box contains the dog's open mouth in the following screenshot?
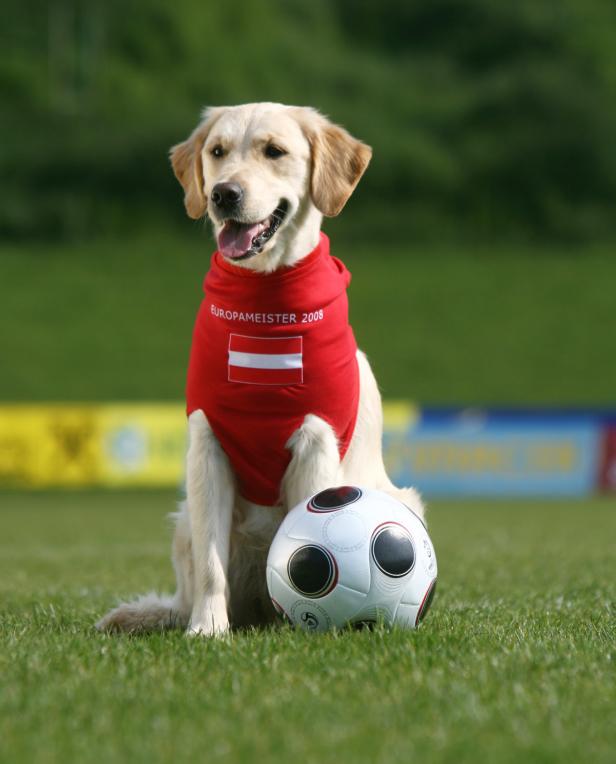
[217,200,289,261]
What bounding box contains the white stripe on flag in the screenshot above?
[228,351,303,370]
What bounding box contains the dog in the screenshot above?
[97,103,425,636]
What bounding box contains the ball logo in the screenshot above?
[290,601,331,631]
[300,612,319,630]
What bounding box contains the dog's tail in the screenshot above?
[96,592,189,634]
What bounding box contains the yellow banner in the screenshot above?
[0,403,416,488]
[0,404,186,488]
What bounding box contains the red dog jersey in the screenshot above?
[186,233,359,506]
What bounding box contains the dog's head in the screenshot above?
[170,103,371,269]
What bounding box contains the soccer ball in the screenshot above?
[266,486,437,632]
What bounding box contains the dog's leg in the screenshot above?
[185,409,235,636]
[282,414,341,508]
[169,502,194,624]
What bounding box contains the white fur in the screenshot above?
[96,104,424,636]
[184,410,235,636]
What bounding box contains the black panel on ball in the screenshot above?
[416,580,437,624]
[309,486,362,511]
[371,525,415,577]
[287,545,335,597]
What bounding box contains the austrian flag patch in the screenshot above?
[228,334,303,385]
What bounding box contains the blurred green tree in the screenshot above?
[2,0,616,241]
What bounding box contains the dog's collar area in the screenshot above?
[218,200,289,262]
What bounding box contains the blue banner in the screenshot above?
[383,409,605,497]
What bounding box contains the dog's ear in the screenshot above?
[295,109,372,217]
[169,107,224,219]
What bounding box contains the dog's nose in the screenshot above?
[211,182,243,211]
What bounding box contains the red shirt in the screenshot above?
[186,233,359,506]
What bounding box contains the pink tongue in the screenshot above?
[218,221,266,259]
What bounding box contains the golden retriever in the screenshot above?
[97,103,424,636]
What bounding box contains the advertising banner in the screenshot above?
[0,404,186,488]
[0,404,613,495]
[383,409,607,498]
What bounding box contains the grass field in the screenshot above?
[1,232,614,762]
[1,231,615,405]
[1,490,614,764]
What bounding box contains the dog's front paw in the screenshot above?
[187,595,229,637]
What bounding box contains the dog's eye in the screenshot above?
[210,145,225,159]
[264,144,287,159]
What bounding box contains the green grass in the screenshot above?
[1,491,614,764]
[1,231,615,404]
